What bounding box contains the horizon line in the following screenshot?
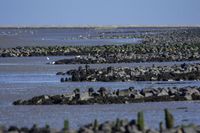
[0,24,200,28]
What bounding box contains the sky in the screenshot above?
[0,0,199,26]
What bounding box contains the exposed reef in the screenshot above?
[13,86,200,105]
[1,27,200,59]
[58,63,200,82]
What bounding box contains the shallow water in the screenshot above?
[1,101,200,129]
[0,28,144,48]
[1,56,200,129]
[0,27,183,48]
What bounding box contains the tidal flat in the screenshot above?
[1,27,200,130]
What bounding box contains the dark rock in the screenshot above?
[60,78,65,82]
[8,126,19,132]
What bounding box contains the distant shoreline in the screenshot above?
[0,25,200,28]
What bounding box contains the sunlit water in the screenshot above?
[0,56,200,129]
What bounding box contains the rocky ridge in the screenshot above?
[58,63,200,82]
[13,86,200,105]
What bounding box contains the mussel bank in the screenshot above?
[58,63,200,82]
[13,86,200,105]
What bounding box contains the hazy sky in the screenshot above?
[0,0,199,26]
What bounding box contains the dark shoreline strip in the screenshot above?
[13,86,200,105]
